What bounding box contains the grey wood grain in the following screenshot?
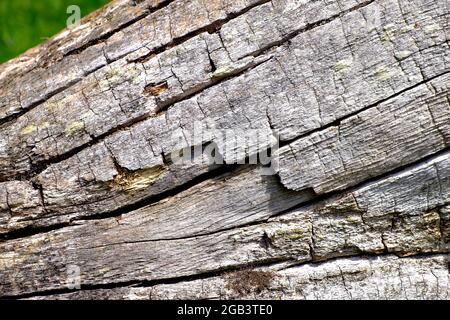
[0,0,448,299]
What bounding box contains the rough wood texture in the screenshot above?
[28,255,450,300]
[0,0,448,299]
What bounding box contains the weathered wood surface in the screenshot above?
[0,0,449,299]
[28,255,450,300]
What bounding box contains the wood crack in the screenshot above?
[0,0,448,300]
[63,0,176,58]
[0,258,288,300]
[278,70,450,147]
[0,0,272,128]
[3,252,448,300]
[2,148,448,245]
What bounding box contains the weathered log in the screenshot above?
[0,0,448,299]
[27,255,450,300]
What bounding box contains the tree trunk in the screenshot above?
[0,0,448,299]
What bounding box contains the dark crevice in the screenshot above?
[153,56,272,115]
[0,57,272,184]
[271,148,450,220]
[1,112,152,183]
[62,13,147,58]
[0,77,82,128]
[3,113,449,242]
[131,0,272,64]
[240,0,376,60]
[3,3,445,184]
[160,151,173,166]
[309,222,317,260]
[1,258,288,300]
[76,70,449,233]
[5,251,448,299]
[81,201,276,247]
[31,180,48,214]
[2,150,267,242]
[278,70,450,147]
[207,50,217,73]
[1,148,448,294]
[0,0,417,134]
[80,166,241,222]
[0,1,175,128]
[63,0,175,58]
[0,0,448,301]
[0,222,72,242]
[0,163,242,242]
[0,0,271,128]
[0,0,434,182]
[0,1,446,236]
[2,148,448,245]
[281,252,449,272]
[132,0,375,64]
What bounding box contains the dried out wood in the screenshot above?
[28,255,450,300]
[0,0,448,299]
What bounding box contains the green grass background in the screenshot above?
[0,0,110,64]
